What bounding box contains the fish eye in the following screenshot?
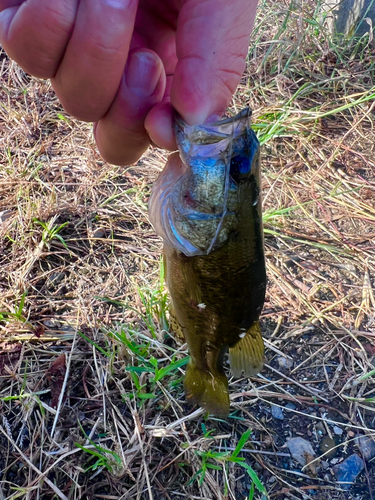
[230,155,251,176]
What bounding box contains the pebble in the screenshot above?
[61,325,75,332]
[332,454,364,490]
[47,272,65,287]
[271,404,284,420]
[355,435,375,461]
[0,210,12,223]
[287,437,315,466]
[333,426,343,436]
[315,422,326,435]
[277,356,293,369]
[285,403,296,411]
[319,436,337,459]
[93,228,106,238]
[43,319,62,328]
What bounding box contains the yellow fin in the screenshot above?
[184,362,229,418]
[229,321,264,378]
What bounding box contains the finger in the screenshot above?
[145,74,177,151]
[94,49,165,166]
[171,0,259,125]
[0,0,78,78]
[52,0,138,122]
[145,101,176,152]
[134,7,178,76]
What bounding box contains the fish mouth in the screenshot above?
[149,108,260,257]
[174,107,253,146]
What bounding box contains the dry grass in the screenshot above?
[1,1,375,499]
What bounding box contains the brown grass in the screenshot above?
[1,1,375,499]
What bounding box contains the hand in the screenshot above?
[0,0,258,165]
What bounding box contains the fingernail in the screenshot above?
[126,51,162,98]
[103,0,128,8]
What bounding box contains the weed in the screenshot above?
[190,429,267,498]
[33,217,69,249]
[0,292,28,324]
[75,425,122,475]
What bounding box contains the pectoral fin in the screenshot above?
[184,362,230,418]
[229,321,264,378]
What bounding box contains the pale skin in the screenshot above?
[0,0,259,166]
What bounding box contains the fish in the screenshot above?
[149,108,266,418]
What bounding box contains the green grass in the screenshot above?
[190,429,267,499]
[1,1,375,499]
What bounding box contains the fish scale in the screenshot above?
[149,108,266,417]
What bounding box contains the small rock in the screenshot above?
[321,460,330,470]
[48,272,65,287]
[253,462,262,471]
[92,228,106,238]
[333,426,343,436]
[43,319,62,328]
[332,454,364,490]
[319,436,337,459]
[271,404,284,420]
[315,422,326,435]
[287,437,316,467]
[347,431,355,438]
[0,210,12,223]
[355,435,375,461]
[60,325,75,333]
[285,403,296,411]
[277,356,293,369]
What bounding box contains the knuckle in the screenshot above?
[58,96,105,123]
[42,2,76,32]
[87,36,126,64]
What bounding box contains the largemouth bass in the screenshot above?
[149,108,266,418]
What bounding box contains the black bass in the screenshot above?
[149,108,266,418]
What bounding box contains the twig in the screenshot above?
[51,329,78,438]
[0,424,68,500]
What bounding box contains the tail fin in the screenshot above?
[184,362,230,418]
[229,321,264,378]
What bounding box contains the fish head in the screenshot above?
[149,108,260,256]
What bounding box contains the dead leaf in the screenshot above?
[33,324,45,338]
[304,452,319,476]
[0,344,22,375]
[46,353,66,408]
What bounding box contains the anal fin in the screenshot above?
[229,321,264,378]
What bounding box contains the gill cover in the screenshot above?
[149,108,260,256]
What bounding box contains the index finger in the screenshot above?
[171,0,258,125]
[0,0,78,78]
[52,0,138,122]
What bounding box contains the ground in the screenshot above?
[0,1,375,499]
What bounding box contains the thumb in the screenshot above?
[171,0,258,125]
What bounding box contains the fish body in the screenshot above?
[149,108,266,417]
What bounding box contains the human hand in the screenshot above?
[0,0,258,165]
